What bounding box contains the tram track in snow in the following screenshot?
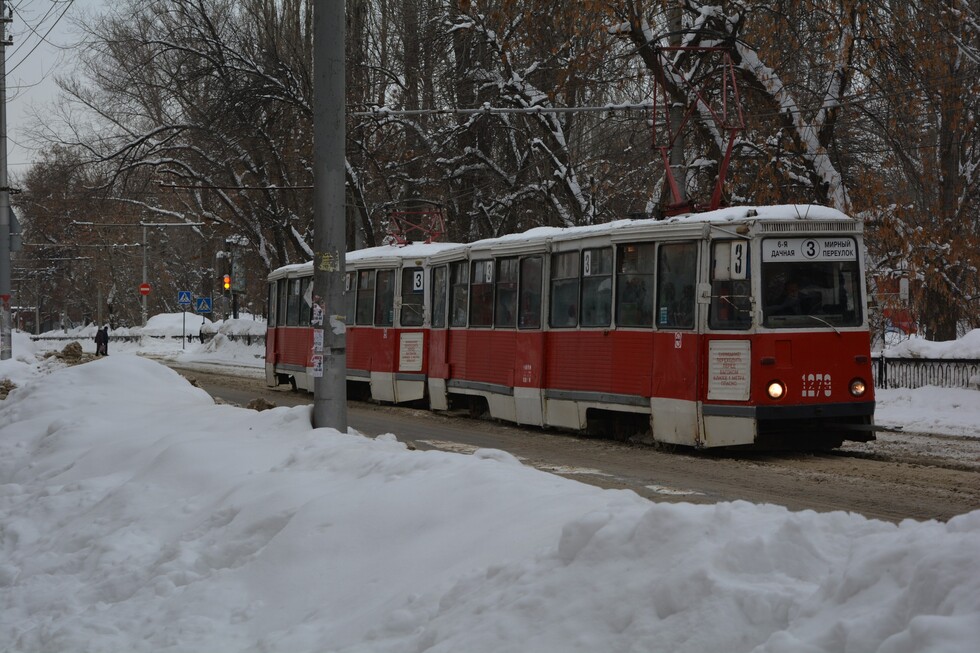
[164,361,980,523]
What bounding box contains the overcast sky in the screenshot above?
[4,0,104,171]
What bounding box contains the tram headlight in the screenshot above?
[849,378,868,397]
[767,380,786,400]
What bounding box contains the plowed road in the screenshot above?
[168,363,980,523]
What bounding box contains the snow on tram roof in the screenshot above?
[269,242,465,279]
[469,204,853,247]
[268,205,852,278]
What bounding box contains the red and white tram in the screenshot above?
[266,205,875,449]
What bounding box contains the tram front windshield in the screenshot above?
[761,237,863,328]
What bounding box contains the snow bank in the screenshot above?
[874,386,980,436]
[1,355,978,653]
[141,312,217,337]
[883,329,980,359]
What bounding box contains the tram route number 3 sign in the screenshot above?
[762,237,856,262]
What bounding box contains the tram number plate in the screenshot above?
[801,373,832,397]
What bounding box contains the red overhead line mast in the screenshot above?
[387,207,447,245]
[652,46,745,216]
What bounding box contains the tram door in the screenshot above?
[649,241,701,445]
[394,266,426,403]
[425,264,453,410]
[701,240,756,447]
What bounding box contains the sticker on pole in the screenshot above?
[311,354,324,378]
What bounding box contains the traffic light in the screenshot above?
[223,274,231,291]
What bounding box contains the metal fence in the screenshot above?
[872,355,980,390]
[30,333,266,346]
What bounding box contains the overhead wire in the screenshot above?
[7,0,76,75]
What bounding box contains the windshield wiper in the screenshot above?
[801,313,841,335]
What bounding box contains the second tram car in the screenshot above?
[266,205,876,449]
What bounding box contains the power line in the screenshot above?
[7,0,75,75]
[352,102,656,118]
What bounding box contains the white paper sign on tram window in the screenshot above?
[399,332,424,372]
[707,340,751,401]
[762,237,857,262]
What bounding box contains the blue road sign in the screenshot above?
[177,290,192,305]
[195,297,213,313]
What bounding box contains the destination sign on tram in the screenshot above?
[762,237,856,262]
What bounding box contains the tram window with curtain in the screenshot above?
[299,277,312,326]
[495,257,518,328]
[375,270,395,326]
[345,272,356,326]
[581,247,612,327]
[268,283,277,327]
[355,270,375,325]
[450,261,469,327]
[550,251,580,327]
[431,266,448,328]
[470,260,494,327]
[400,268,424,326]
[709,241,752,330]
[286,278,303,326]
[656,242,698,328]
[518,256,543,329]
[615,243,656,327]
[277,279,288,325]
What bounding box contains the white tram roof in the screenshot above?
[267,204,855,279]
[268,241,466,280]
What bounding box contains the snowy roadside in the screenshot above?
[1,337,979,653]
[18,315,980,440]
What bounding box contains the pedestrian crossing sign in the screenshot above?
[195,297,213,313]
[177,290,192,305]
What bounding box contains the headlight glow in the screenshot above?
[849,378,867,397]
[767,381,786,400]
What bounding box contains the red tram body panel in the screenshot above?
[266,205,876,449]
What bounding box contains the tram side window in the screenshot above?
[299,277,312,327]
[355,270,375,325]
[277,279,288,326]
[550,251,580,327]
[470,260,494,327]
[656,242,698,329]
[495,257,518,328]
[286,278,303,326]
[581,247,612,327]
[375,269,395,326]
[268,283,277,327]
[345,271,356,326]
[709,241,752,330]
[450,261,469,327]
[431,266,448,328]
[519,256,543,329]
[616,243,655,327]
[400,268,424,327]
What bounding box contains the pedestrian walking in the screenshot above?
[95,325,109,356]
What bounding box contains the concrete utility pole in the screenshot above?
[311,0,347,431]
[0,0,12,359]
